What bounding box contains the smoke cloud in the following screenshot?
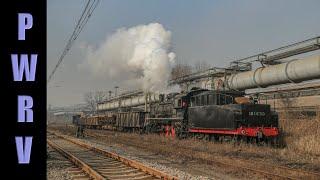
[81,23,176,93]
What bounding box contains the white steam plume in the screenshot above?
[82,23,176,92]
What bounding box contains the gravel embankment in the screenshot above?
[47,146,75,180]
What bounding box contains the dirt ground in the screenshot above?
[47,145,73,180]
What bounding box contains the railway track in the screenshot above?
[47,145,91,179]
[47,131,178,180]
[84,130,320,180]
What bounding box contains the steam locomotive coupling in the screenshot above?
[73,88,280,144]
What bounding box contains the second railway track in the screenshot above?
[84,129,320,180]
[47,131,178,180]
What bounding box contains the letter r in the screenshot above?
[18,96,33,123]
[18,13,33,40]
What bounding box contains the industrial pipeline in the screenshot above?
[226,55,320,90]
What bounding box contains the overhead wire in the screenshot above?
[47,0,100,83]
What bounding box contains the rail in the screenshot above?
[48,130,179,180]
[84,129,320,180]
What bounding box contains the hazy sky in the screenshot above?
[48,0,320,107]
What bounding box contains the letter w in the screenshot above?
[11,54,37,81]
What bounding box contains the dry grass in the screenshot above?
[79,127,319,172]
[280,110,320,156]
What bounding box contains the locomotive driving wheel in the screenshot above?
[174,122,187,139]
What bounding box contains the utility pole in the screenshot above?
[108,91,112,99]
[114,86,119,97]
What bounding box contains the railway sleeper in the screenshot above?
[70,174,90,179]
[105,172,152,180]
[88,161,123,166]
[97,168,140,175]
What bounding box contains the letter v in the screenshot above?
[15,136,33,164]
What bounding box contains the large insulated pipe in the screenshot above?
[97,93,160,111]
[227,55,320,90]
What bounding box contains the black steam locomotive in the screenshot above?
[173,89,279,143]
[73,89,279,143]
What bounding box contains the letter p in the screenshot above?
[18,13,33,40]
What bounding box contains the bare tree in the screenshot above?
[193,61,209,72]
[171,62,192,79]
[84,91,107,113]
